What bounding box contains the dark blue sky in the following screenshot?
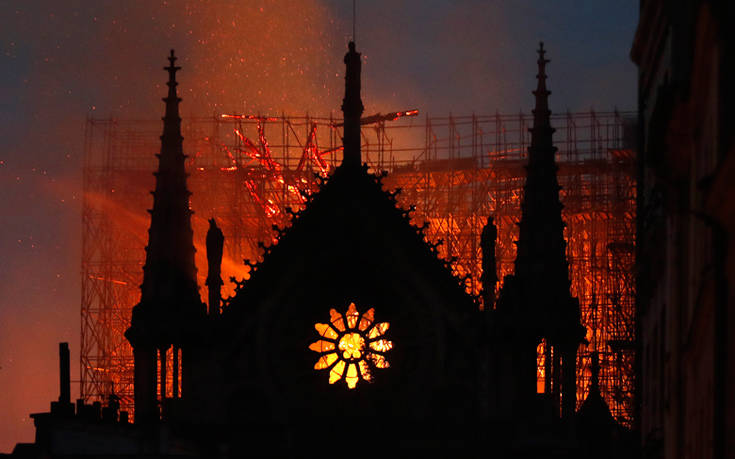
[324,0,638,114]
[0,0,638,451]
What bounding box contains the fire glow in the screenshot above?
[82,111,635,427]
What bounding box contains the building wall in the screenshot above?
[632,1,735,458]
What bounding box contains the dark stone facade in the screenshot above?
[9,42,636,459]
[632,1,735,458]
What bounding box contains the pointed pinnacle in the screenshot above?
[165,49,181,85]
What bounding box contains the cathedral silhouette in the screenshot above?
[12,42,635,458]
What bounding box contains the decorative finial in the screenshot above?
[531,41,552,140]
[341,41,364,167]
[537,41,549,67]
[162,49,183,124]
[165,49,181,85]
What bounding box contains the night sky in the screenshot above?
[0,0,637,451]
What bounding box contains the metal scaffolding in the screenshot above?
[81,110,636,425]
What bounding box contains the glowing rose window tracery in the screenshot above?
[309,303,392,389]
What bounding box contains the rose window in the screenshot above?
[309,302,392,389]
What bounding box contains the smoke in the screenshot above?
[0,0,343,451]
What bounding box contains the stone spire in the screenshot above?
[518,42,584,418]
[126,50,203,422]
[135,49,200,326]
[494,43,585,420]
[513,42,569,304]
[341,41,364,168]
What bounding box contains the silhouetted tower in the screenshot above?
[125,50,204,423]
[206,218,224,316]
[341,41,364,167]
[494,43,585,419]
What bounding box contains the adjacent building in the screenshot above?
[631,1,735,458]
